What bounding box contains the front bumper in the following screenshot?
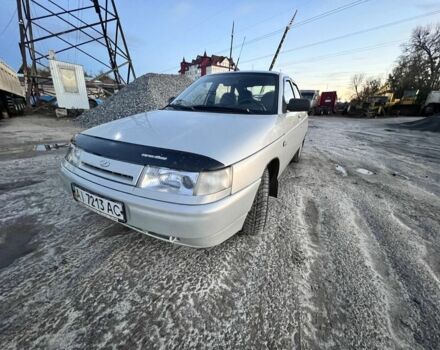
[60,163,260,247]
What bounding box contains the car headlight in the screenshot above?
[137,165,232,197]
[65,144,81,167]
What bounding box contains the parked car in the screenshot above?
[300,89,319,114]
[60,71,309,247]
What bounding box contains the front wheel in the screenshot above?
[241,168,270,236]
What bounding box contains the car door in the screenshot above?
[278,78,302,172]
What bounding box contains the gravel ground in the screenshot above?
[0,115,439,349]
[76,74,192,128]
[0,115,79,160]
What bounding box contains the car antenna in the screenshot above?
[269,9,298,71]
[235,36,246,71]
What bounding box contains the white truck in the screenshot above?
[422,91,440,116]
[0,60,26,117]
[300,89,320,114]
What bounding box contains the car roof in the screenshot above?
[210,70,283,77]
[210,70,296,83]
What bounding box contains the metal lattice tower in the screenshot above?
[16,0,136,106]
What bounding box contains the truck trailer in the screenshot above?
[315,91,337,115]
[0,60,26,117]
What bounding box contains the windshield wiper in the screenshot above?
[165,104,194,111]
[191,105,251,114]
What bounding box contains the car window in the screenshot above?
[214,83,238,104]
[248,85,274,99]
[284,80,295,104]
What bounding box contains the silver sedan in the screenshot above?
[60,71,309,247]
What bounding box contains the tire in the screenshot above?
[422,105,434,116]
[89,99,98,109]
[241,168,270,236]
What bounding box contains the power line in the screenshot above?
[240,9,440,66]
[160,0,372,73]
[274,40,405,71]
[193,2,312,52]
[214,0,372,55]
[0,8,17,38]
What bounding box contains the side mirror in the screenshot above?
[287,98,310,112]
[168,96,175,104]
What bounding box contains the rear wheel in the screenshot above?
[241,168,270,236]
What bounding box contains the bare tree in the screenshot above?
[350,74,381,101]
[363,77,382,98]
[388,23,440,101]
[408,24,440,90]
[351,73,365,100]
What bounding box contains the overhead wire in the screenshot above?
[213,0,372,55]
[241,9,440,67]
[275,40,405,70]
[159,0,372,73]
[0,8,17,38]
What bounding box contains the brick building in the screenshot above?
[179,52,235,80]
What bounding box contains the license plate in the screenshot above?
[72,184,126,222]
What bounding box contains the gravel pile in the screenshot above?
[77,73,193,128]
[399,113,440,132]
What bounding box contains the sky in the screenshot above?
[1,0,440,100]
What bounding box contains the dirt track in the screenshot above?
[0,115,439,349]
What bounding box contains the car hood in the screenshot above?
[82,109,281,166]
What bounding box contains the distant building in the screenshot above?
[179,52,235,80]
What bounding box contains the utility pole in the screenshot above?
[269,10,297,71]
[235,36,246,71]
[229,21,234,71]
[16,0,31,107]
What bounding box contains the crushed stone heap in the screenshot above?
[77,73,192,128]
[399,113,440,133]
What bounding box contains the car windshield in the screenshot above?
[167,72,279,115]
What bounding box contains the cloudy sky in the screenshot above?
[1,0,439,99]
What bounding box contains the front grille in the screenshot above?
[81,161,134,183]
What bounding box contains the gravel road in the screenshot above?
[0,116,439,349]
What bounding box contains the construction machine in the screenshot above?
[389,89,420,116]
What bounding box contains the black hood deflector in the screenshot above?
[74,133,225,172]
